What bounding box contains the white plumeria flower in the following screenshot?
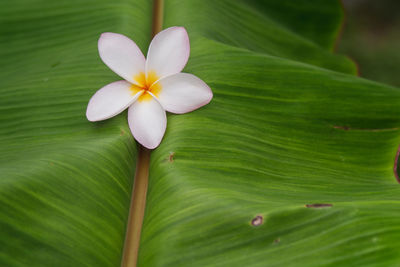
[86,27,213,149]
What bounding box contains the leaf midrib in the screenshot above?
[121,1,164,266]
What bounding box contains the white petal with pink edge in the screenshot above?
[98,32,145,85]
[86,80,143,121]
[156,73,213,114]
[128,96,167,149]
[145,27,190,81]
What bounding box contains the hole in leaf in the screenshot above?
[251,215,263,226]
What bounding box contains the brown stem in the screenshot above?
[121,1,164,266]
[152,0,164,37]
[121,145,150,267]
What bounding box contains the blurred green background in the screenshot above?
[339,0,400,87]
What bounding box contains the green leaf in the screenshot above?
[1,0,400,267]
[141,0,400,266]
[0,0,151,265]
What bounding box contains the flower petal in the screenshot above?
[145,27,190,81]
[128,96,167,149]
[98,32,145,85]
[155,73,213,114]
[86,80,143,121]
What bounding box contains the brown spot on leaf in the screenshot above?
[305,203,332,208]
[274,238,280,244]
[333,125,350,130]
[168,152,175,162]
[333,125,398,132]
[120,130,125,136]
[251,215,263,226]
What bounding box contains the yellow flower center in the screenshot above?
[131,71,162,102]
